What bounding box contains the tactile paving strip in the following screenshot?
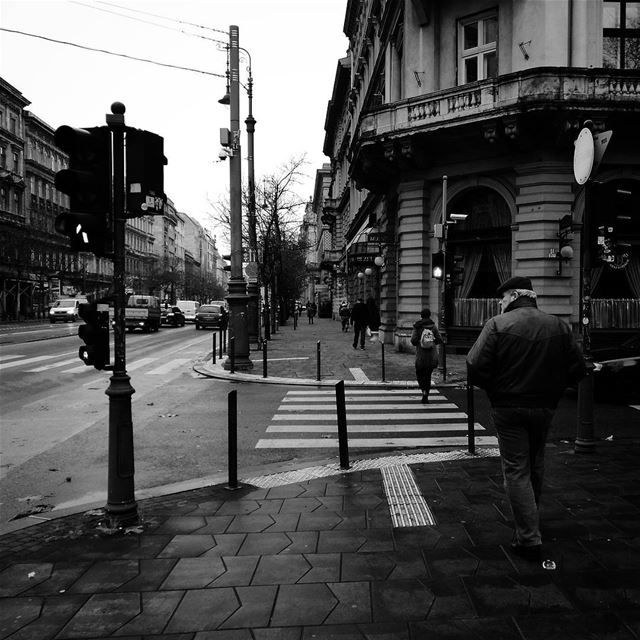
[381,464,436,527]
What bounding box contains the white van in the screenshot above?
[49,298,88,323]
[176,300,200,323]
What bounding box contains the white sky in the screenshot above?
[0,0,349,245]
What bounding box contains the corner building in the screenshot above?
[322,0,640,352]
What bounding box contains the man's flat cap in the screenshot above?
[496,276,534,296]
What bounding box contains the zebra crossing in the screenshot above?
[0,352,191,376]
[255,388,498,449]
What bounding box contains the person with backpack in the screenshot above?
[410,308,443,403]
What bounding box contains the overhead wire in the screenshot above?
[0,27,225,78]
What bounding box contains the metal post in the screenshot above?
[219,330,224,359]
[230,336,236,374]
[576,179,596,453]
[381,341,386,382]
[212,333,217,364]
[224,25,252,371]
[440,175,448,382]
[316,340,321,381]
[227,390,238,489]
[104,102,138,527]
[262,340,268,378]
[335,380,350,469]
[466,364,475,455]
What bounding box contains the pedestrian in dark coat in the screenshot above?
[339,301,350,332]
[410,308,443,403]
[307,301,316,324]
[466,275,587,562]
[350,297,370,349]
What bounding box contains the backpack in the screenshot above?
[420,327,435,349]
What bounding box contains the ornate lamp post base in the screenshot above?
[224,278,253,371]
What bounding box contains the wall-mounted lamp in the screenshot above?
[548,214,574,276]
[364,267,373,276]
[518,40,531,60]
[374,255,384,267]
[357,271,365,279]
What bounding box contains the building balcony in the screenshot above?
[350,67,640,192]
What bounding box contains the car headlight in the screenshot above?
[66,309,74,315]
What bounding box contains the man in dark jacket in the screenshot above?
[350,297,370,350]
[466,276,587,562]
[410,308,443,403]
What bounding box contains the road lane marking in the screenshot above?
[126,357,157,371]
[349,367,369,382]
[147,358,191,375]
[26,357,80,372]
[0,354,24,362]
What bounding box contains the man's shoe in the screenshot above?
[360,346,365,350]
[510,543,542,562]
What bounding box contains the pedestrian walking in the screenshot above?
[410,308,443,403]
[466,276,587,562]
[307,300,317,324]
[350,297,370,349]
[339,301,350,332]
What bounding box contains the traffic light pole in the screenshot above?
[440,175,448,382]
[105,102,138,526]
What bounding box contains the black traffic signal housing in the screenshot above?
[126,128,167,217]
[54,126,113,257]
[78,302,110,370]
[432,251,444,280]
[447,253,464,287]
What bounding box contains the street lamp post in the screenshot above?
[224,25,252,371]
[440,175,448,382]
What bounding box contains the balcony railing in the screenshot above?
[359,68,640,139]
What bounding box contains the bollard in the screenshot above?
[219,330,224,359]
[335,380,350,469]
[227,390,238,489]
[316,341,321,381]
[230,337,235,374]
[466,364,475,455]
[263,340,268,378]
[293,313,297,330]
[381,341,386,382]
[212,333,217,365]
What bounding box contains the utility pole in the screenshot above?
[440,175,448,382]
[224,25,252,370]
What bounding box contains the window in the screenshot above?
[459,12,498,84]
[603,1,640,68]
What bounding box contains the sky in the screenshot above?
[0,0,349,246]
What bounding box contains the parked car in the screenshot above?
[49,298,88,323]
[195,304,228,330]
[161,305,186,327]
[176,300,200,323]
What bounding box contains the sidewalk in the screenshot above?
[1,440,639,638]
[194,315,469,387]
[3,317,640,638]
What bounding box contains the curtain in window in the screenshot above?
[459,247,483,298]
[625,252,640,298]
[491,245,511,285]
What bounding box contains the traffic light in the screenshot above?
[126,128,167,217]
[78,302,110,370]
[448,253,464,286]
[54,125,112,257]
[432,251,444,279]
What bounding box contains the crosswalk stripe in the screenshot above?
[273,409,458,420]
[286,389,420,395]
[281,394,446,402]
[277,403,453,411]
[256,436,498,448]
[0,355,58,370]
[266,423,485,432]
[147,358,190,375]
[26,357,80,372]
[127,357,157,371]
[0,354,24,363]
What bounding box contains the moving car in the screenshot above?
[161,305,186,327]
[125,295,161,332]
[49,298,88,323]
[176,300,200,323]
[194,304,228,330]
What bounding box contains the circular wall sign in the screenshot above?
[573,127,594,185]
